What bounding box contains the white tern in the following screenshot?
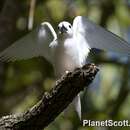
[0,16,130,119]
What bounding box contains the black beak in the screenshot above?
[61,25,68,33]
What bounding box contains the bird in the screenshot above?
[0,16,130,119]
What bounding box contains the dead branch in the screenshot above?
[0,63,99,130]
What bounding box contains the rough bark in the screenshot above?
[0,63,99,130]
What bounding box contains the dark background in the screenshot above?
[0,0,130,130]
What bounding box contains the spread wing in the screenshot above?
[0,22,57,63]
[73,16,130,57]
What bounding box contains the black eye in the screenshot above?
[69,25,71,28]
[58,26,60,30]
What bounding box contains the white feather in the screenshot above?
[0,22,57,63]
[73,16,130,57]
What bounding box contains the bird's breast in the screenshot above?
[53,38,80,77]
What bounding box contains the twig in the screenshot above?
[28,0,36,30]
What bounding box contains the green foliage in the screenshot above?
[0,0,130,130]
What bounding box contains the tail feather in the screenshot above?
[72,94,81,120]
[63,94,81,120]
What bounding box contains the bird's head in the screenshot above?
[57,21,73,38]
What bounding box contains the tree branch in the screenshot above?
[0,63,99,130]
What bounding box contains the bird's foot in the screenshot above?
[65,70,69,74]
